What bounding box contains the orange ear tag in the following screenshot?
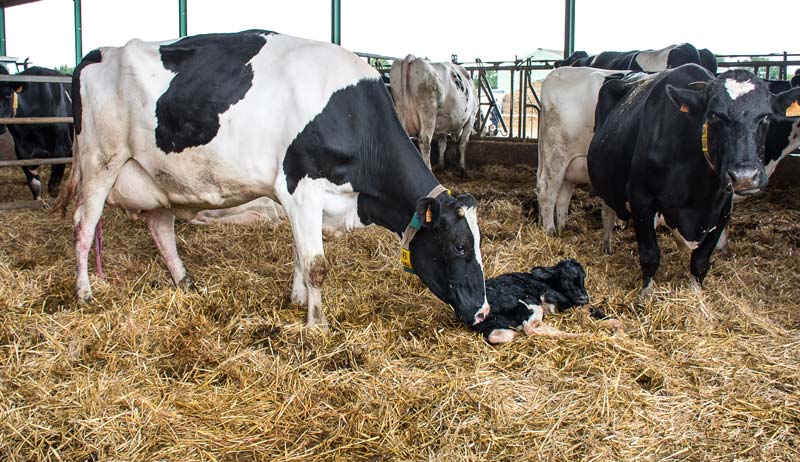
[680,103,690,113]
[425,206,432,223]
[787,100,800,118]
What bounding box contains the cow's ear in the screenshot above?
[666,84,705,114]
[771,87,800,120]
[530,266,553,280]
[790,75,800,89]
[415,197,441,229]
[15,83,27,94]
[454,193,476,210]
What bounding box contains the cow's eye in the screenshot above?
[455,244,466,255]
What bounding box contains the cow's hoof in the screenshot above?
[639,281,655,300]
[456,167,469,178]
[77,288,93,304]
[602,242,613,255]
[689,277,702,293]
[178,275,197,291]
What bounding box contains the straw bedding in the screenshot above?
[1,163,798,461]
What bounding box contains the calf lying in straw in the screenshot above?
[474,259,623,344]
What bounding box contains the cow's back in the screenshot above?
[9,66,72,159]
[74,31,380,209]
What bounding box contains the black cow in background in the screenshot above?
[0,66,73,199]
[556,43,716,73]
[588,64,800,299]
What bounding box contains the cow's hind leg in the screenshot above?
[73,175,118,302]
[435,135,447,170]
[554,180,575,233]
[143,209,194,289]
[601,203,616,254]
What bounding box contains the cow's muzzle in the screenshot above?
[727,166,766,195]
[473,303,490,325]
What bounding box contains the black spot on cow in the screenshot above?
[73,49,103,135]
[155,30,272,154]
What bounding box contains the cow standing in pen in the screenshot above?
[588,64,800,298]
[0,66,73,199]
[555,43,712,73]
[56,30,490,327]
[390,55,479,172]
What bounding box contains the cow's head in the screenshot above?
[667,69,800,195]
[409,192,489,326]
[530,258,590,310]
[0,66,25,134]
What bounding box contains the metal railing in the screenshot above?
[716,52,800,80]
[0,72,73,211]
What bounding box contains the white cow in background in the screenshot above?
[390,54,479,171]
[537,67,629,236]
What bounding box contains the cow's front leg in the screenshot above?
[689,197,732,291]
[284,199,328,327]
[457,119,474,173]
[630,203,660,300]
[21,165,43,200]
[143,209,194,289]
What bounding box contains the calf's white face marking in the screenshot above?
[725,79,754,100]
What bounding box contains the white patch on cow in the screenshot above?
[191,197,285,225]
[654,213,699,250]
[463,206,490,322]
[765,120,800,178]
[31,177,41,198]
[634,45,673,71]
[725,79,755,100]
[538,295,556,316]
[291,176,365,234]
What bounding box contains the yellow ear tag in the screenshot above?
[787,100,800,118]
[400,248,413,272]
[701,123,709,154]
[11,92,18,112]
[425,206,432,223]
[680,103,689,113]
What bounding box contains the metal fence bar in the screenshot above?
[0,117,73,124]
[0,199,53,211]
[0,157,72,168]
[0,75,71,84]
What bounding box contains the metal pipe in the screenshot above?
[74,0,82,65]
[331,0,340,45]
[564,0,575,58]
[0,75,71,84]
[179,0,187,37]
[0,117,73,125]
[0,157,72,167]
[0,7,6,57]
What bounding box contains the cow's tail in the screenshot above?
[52,135,80,216]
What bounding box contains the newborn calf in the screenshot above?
[474,259,602,344]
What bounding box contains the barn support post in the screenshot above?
[179,0,187,37]
[564,0,575,58]
[331,0,340,45]
[0,7,6,57]
[74,0,82,65]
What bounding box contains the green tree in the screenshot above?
[55,64,74,75]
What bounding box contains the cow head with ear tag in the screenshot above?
[0,66,26,135]
[409,192,490,326]
[666,69,800,195]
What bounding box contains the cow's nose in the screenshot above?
[728,167,764,195]
[473,303,490,325]
[576,295,590,305]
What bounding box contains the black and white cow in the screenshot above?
[588,64,800,298]
[555,43,713,73]
[55,30,490,327]
[0,66,73,199]
[390,55,479,171]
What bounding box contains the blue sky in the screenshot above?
[4,0,799,69]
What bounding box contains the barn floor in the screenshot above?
[1,163,799,461]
